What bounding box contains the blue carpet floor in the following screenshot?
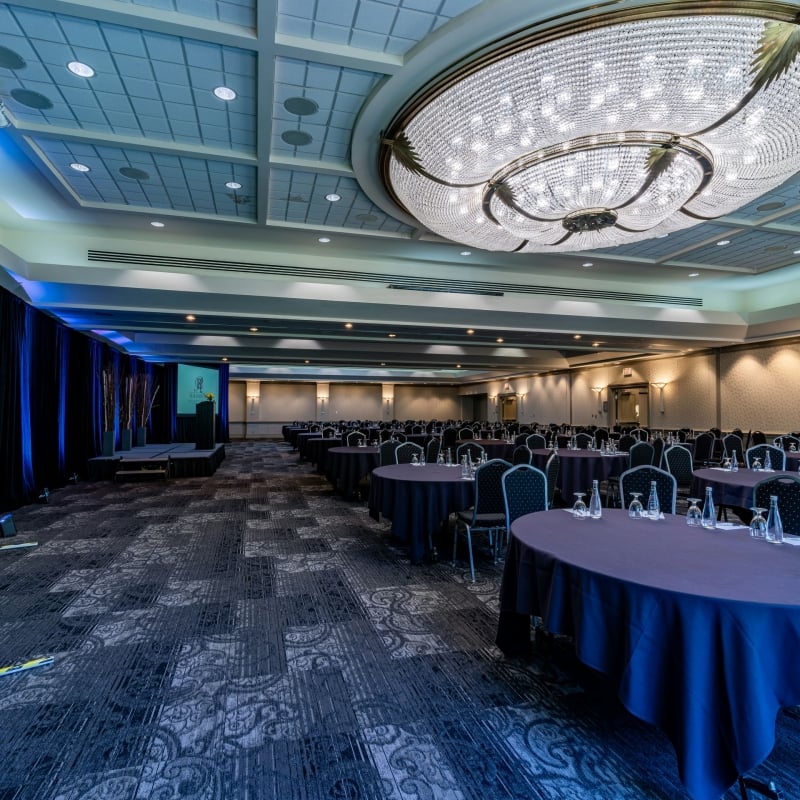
[0,440,796,800]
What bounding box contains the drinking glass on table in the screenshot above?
[628,492,644,519]
[686,498,702,526]
[572,492,588,519]
[749,507,767,539]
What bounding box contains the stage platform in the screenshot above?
[88,443,226,481]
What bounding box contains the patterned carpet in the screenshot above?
[0,441,796,800]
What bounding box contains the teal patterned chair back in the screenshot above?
[395,442,424,464]
[512,445,532,465]
[619,465,677,514]
[664,445,693,487]
[575,432,593,449]
[502,465,548,528]
[456,442,485,463]
[379,440,399,465]
[754,475,800,535]
[629,441,655,468]
[473,459,513,517]
[746,444,786,470]
[526,433,547,450]
[347,430,365,446]
[425,437,441,463]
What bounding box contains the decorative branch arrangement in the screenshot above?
[119,375,135,431]
[135,375,159,428]
[101,365,118,433]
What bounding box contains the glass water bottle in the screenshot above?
[765,495,784,544]
[589,479,602,519]
[646,480,660,520]
[701,486,716,529]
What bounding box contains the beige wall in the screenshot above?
[228,340,800,438]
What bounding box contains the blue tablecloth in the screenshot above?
[690,467,797,508]
[368,463,474,563]
[497,508,800,800]
[530,448,628,499]
[325,446,379,497]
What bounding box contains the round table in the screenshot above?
[368,463,475,563]
[690,467,797,508]
[497,508,800,800]
[530,448,628,499]
[325,445,379,498]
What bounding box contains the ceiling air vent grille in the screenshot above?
[87,250,702,307]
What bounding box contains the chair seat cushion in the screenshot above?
[457,510,505,526]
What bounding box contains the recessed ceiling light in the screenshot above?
[388,333,396,338]
[656,233,670,238]
[581,262,593,268]
[185,314,196,321]
[67,61,94,78]
[283,96,319,116]
[496,337,504,343]
[573,334,582,339]
[225,181,242,190]
[304,360,310,364]
[460,250,471,256]
[325,193,341,202]
[716,239,730,246]
[222,357,228,362]
[318,237,331,243]
[456,364,462,368]
[380,362,386,366]
[150,221,165,228]
[213,86,236,101]
[344,322,353,329]
[466,329,475,335]
[282,130,313,146]
[592,342,601,347]
[249,327,258,332]
[688,272,700,277]
[794,249,800,255]
[69,162,90,172]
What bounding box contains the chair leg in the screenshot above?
[451,524,459,568]
[738,775,782,799]
[466,528,475,582]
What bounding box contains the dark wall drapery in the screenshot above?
[0,285,179,511]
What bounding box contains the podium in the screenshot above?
[195,400,216,450]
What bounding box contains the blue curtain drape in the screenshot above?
[218,362,230,443]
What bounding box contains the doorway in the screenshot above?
[499,393,517,423]
[610,384,649,428]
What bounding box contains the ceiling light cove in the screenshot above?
[378,3,800,253]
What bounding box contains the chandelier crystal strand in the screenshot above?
[383,8,800,252]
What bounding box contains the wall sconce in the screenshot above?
[247,395,258,414]
[651,382,667,413]
[591,386,604,412]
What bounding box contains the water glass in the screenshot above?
[628,492,644,519]
[572,492,588,519]
[749,507,767,539]
[686,498,702,526]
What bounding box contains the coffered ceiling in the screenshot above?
[2,0,800,384]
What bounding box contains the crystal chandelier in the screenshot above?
[379,3,800,253]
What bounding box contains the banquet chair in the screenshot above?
[663,445,694,508]
[494,427,508,440]
[693,431,718,468]
[512,445,532,465]
[630,428,649,441]
[750,430,767,446]
[526,433,547,450]
[745,444,786,471]
[650,436,665,468]
[575,432,593,449]
[411,424,424,435]
[441,427,459,449]
[458,427,475,440]
[392,432,407,442]
[617,434,636,452]
[347,430,366,446]
[605,441,654,507]
[456,442,485,464]
[378,428,393,442]
[395,442,424,464]
[594,428,609,445]
[425,437,441,464]
[321,426,336,438]
[777,434,800,451]
[753,474,800,535]
[379,441,399,466]
[452,459,512,582]
[618,465,677,514]
[545,451,560,508]
[514,432,530,446]
[501,465,548,551]
[722,433,745,463]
